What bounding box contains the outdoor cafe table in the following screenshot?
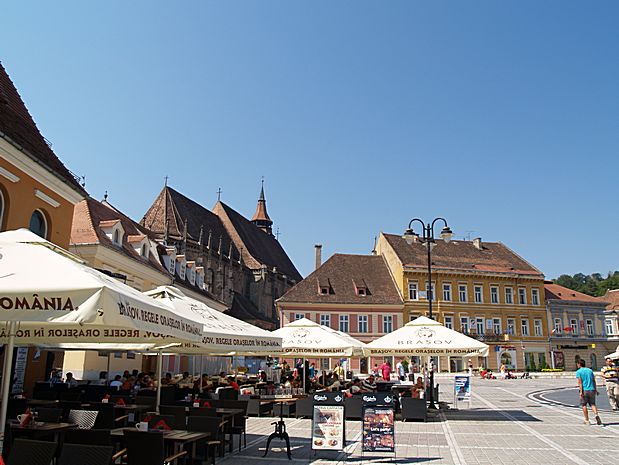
[262,398,298,460]
[10,421,77,441]
[111,427,210,463]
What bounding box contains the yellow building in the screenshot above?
[376,233,548,371]
[0,62,87,393]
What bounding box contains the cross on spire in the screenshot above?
[216,188,222,201]
[164,175,169,187]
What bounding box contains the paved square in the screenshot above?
[219,377,618,465]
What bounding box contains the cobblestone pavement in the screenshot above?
[219,378,619,465]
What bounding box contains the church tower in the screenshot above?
[250,181,273,236]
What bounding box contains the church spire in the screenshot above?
[251,179,273,236]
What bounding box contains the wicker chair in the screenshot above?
[123,429,187,465]
[67,409,98,429]
[6,439,57,465]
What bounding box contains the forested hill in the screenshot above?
[553,272,619,297]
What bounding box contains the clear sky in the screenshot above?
[2,1,618,279]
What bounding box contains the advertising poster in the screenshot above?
[362,407,395,452]
[553,351,565,369]
[12,347,29,394]
[454,375,471,401]
[311,405,344,450]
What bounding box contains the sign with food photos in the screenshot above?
[362,407,395,452]
[312,405,345,450]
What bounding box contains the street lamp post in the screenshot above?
[403,217,453,409]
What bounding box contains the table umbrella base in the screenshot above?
[262,419,292,460]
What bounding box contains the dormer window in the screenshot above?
[99,219,124,247]
[320,287,329,295]
[357,287,367,296]
[176,255,186,280]
[127,234,148,258]
[187,261,196,286]
[353,279,369,296]
[318,278,333,295]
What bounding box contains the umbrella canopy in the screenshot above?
[273,317,366,357]
[142,286,282,355]
[0,229,203,344]
[366,316,489,357]
[605,345,619,360]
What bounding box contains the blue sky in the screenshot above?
[2,1,618,279]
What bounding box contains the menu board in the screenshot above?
[454,375,471,401]
[362,407,395,452]
[311,405,345,450]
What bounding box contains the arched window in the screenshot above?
[113,229,120,244]
[141,244,147,257]
[29,210,47,239]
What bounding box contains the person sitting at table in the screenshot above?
[350,378,363,394]
[96,371,108,386]
[109,375,123,389]
[193,374,212,391]
[411,377,425,398]
[65,372,79,388]
[227,376,240,391]
[139,374,155,390]
[122,370,130,380]
[161,372,172,385]
[328,374,342,391]
[361,374,377,392]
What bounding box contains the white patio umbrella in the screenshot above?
[144,286,283,356]
[0,229,204,430]
[273,318,365,357]
[274,318,366,391]
[605,345,619,360]
[365,316,489,357]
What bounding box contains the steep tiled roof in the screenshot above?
[544,283,606,303]
[213,201,301,282]
[601,289,619,311]
[71,197,169,276]
[382,233,543,276]
[141,187,234,256]
[0,62,86,196]
[278,254,402,305]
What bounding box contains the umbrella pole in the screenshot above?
[106,352,111,384]
[303,357,306,394]
[0,321,16,442]
[155,351,163,413]
[199,355,204,394]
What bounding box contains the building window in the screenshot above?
[29,210,47,239]
[339,315,349,333]
[140,244,148,257]
[442,284,452,301]
[570,318,578,335]
[507,318,516,335]
[320,314,330,327]
[320,358,330,370]
[113,229,121,245]
[294,313,304,321]
[531,288,540,306]
[534,319,542,336]
[586,319,594,336]
[458,285,467,302]
[357,287,367,296]
[425,282,435,301]
[493,318,501,334]
[358,315,368,333]
[475,317,484,335]
[408,282,418,301]
[474,286,483,303]
[383,315,393,333]
[505,288,513,304]
[444,316,453,329]
[409,313,419,322]
[606,319,614,336]
[460,317,469,334]
[518,288,527,305]
[320,287,329,295]
[521,319,529,336]
[554,318,562,335]
[490,286,499,304]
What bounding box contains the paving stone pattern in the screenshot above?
[220,378,618,465]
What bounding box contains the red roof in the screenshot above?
[601,289,619,310]
[0,62,86,196]
[544,283,606,303]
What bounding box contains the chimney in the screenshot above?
[473,237,482,250]
[314,244,322,270]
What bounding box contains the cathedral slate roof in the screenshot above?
[278,254,402,305]
[213,201,302,282]
[226,291,277,329]
[0,62,86,196]
[141,187,236,258]
[382,233,543,277]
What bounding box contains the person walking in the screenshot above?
[396,359,406,381]
[381,360,392,381]
[576,359,602,425]
[601,358,619,411]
